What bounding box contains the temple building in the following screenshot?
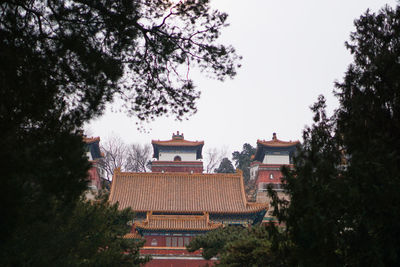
[109,132,267,266]
[250,133,299,221]
[151,131,204,173]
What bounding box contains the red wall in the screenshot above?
[141,236,214,267]
[141,248,201,256]
[256,169,283,184]
[88,165,101,189]
[151,166,203,173]
[145,258,216,267]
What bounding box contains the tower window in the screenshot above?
[172,237,177,247]
[178,237,184,247]
[174,155,182,161]
[151,238,158,246]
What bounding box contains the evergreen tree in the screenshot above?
[187,226,284,266]
[269,4,400,266]
[232,143,256,183]
[187,226,244,260]
[269,96,345,266]
[3,194,148,266]
[214,157,235,173]
[334,4,400,265]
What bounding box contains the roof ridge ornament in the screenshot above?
[114,167,121,174]
[172,131,184,140]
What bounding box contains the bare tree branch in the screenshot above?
[126,143,152,172]
[204,147,227,173]
[98,136,127,181]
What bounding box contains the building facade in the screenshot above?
[109,132,267,266]
[250,133,299,221]
[83,136,103,198]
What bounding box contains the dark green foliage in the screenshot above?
[214,157,235,173]
[218,226,286,267]
[60,195,148,266]
[0,0,238,265]
[0,0,238,193]
[187,226,244,260]
[0,0,240,123]
[232,143,256,183]
[269,96,346,267]
[2,193,148,266]
[0,127,90,251]
[268,4,400,267]
[334,5,400,266]
[187,226,285,267]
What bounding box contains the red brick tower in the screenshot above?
[83,136,103,197]
[251,133,299,222]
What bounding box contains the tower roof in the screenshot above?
[151,132,204,159]
[253,133,299,162]
[256,132,300,148]
[83,136,102,160]
[135,213,222,231]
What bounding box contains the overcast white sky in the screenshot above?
[87,0,398,157]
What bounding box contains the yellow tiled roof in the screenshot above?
[257,133,299,148]
[123,232,142,239]
[257,139,299,147]
[136,213,222,231]
[151,139,204,146]
[109,171,267,214]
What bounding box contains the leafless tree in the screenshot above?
[126,143,152,172]
[204,147,228,173]
[99,136,128,181]
[99,136,153,180]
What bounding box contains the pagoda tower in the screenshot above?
[251,133,299,221]
[151,131,204,173]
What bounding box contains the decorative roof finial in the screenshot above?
[172,131,184,140]
[272,132,277,140]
